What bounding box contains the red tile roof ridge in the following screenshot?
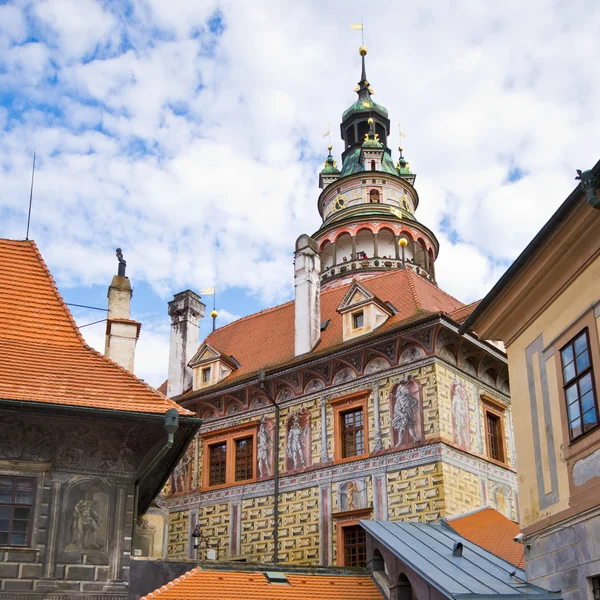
[403,269,422,310]
[444,504,493,521]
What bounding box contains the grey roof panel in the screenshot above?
[360,521,561,599]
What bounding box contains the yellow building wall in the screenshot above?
[506,256,600,529]
[167,509,190,558]
[442,463,482,517]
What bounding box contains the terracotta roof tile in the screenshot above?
[446,507,523,567]
[0,239,192,416]
[140,568,381,600]
[448,300,482,324]
[198,269,463,388]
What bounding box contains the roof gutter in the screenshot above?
[460,159,600,336]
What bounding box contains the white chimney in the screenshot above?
[104,249,140,372]
[294,234,321,356]
[167,290,205,397]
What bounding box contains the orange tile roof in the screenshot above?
[197,269,463,388]
[0,239,192,416]
[446,507,523,567]
[141,568,381,600]
[448,299,481,324]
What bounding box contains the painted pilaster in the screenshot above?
[320,397,331,463]
[42,480,62,579]
[372,382,383,452]
[319,483,333,566]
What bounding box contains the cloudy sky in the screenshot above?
[1,0,599,387]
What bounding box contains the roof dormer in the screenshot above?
[189,343,239,390]
[337,281,394,342]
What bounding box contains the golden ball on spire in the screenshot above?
[398,146,403,152]
[210,310,218,319]
[327,144,332,150]
[359,45,368,56]
[367,117,374,125]
[399,238,408,248]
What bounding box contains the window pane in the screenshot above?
[570,418,582,439]
[563,362,576,383]
[561,345,574,366]
[574,333,588,356]
[10,532,26,546]
[566,384,579,405]
[15,491,33,505]
[0,507,10,519]
[0,532,7,545]
[15,479,33,492]
[583,408,598,428]
[13,507,30,520]
[568,402,581,423]
[581,390,596,414]
[12,520,28,533]
[576,351,590,373]
[0,478,13,504]
[0,518,9,532]
[580,373,593,395]
[235,437,253,481]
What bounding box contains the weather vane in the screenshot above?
[350,21,364,46]
[398,123,407,147]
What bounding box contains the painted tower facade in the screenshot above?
[160,49,518,567]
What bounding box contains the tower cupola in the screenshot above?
[319,145,341,189]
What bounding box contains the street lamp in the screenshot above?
[191,524,219,560]
[399,237,408,269]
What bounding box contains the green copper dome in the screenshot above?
[342,99,389,121]
[321,152,340,175]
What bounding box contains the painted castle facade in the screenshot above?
[160,48,518,567]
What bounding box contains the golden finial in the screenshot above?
[210,309,218,319]
[368,117,374,125]
[399,238,408,248]
[359,45,368,56]
[328,144,332,151]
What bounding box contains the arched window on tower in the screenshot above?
[371,160,376,171]
[369,189,380,203]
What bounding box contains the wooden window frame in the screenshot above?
[352,311,364,330]
[201,422,258,490]
[334,507,371,567]
[331,391,370,464]
[202,366,211,383]
[0,475,36,548]
[481,395,507,466]
[559,328,599,443]
[234,436,254,482]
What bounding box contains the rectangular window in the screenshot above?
[0,476,34,547]
[486,412,504,462]
[341,408,365,458]
[202,367,211,383]
[352,311,364,329]
[592,576,600,600]
[234,437,253,482]
[208,443,227,487]
[560,329,599,441]
[343,524,366,567]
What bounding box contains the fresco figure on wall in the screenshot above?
[450,377,471,450]
[347,481,358,509]
[257,416,273,477]
[68,489,102,551]
[391,376,423,447]
[171,443,193,494]
[285,409,311,471]
[338,479,366,511]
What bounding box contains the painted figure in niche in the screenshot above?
[450,377,471,450]
[391,376,423,447]
[172,443,193,494]
[285,409,311,471]
[338,479,366,511]
[67,489,102,551]
[347,481,358,509]
[257,416,273,477]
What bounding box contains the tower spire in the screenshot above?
[356,46,374,108]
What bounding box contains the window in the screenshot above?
[370,160,376,171]
[0,476,34,547]
[486,413,504,462]
[202,367,211,383]
[560,329,598,441]
[341,408,365,458]
[201,423,259,489]
[592,576,600,600]
[343,525,366,567]
[235,437,253,481]
[352,311,364,329]
[208,443,227,487]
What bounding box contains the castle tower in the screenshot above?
[315,46,437,289]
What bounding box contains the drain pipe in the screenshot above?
[258,369,280,563]
[132,408,180,548]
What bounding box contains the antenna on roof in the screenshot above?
[25,150,36,240]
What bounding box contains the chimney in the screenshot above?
[167,290,205,397]
[294,234,321,356]
[104,248,141,372]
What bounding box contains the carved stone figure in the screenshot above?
[67,489,102,551]
[392,381,420,445]
[286,411,308,470]
[257,416,273,477]
[451,378,470,449]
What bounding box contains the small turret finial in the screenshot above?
[116,248,127,277]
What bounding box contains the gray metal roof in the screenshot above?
[360,520,561,599]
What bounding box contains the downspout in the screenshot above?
[132,408,180,549]
[258,369,280,563]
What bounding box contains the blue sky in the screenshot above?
[1,0,599,386]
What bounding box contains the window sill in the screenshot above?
[567,424,600,455]
[332,453,370,466]
[0,545,36,552]
[201,477,257,491]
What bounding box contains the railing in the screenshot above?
[320,257,435,284]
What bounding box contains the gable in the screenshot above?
[337,281,375,312]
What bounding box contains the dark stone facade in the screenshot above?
[0,405,197,599]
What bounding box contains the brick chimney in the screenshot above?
[104,248,141,372]
[294,234,321,356]
[167,290,205,397]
